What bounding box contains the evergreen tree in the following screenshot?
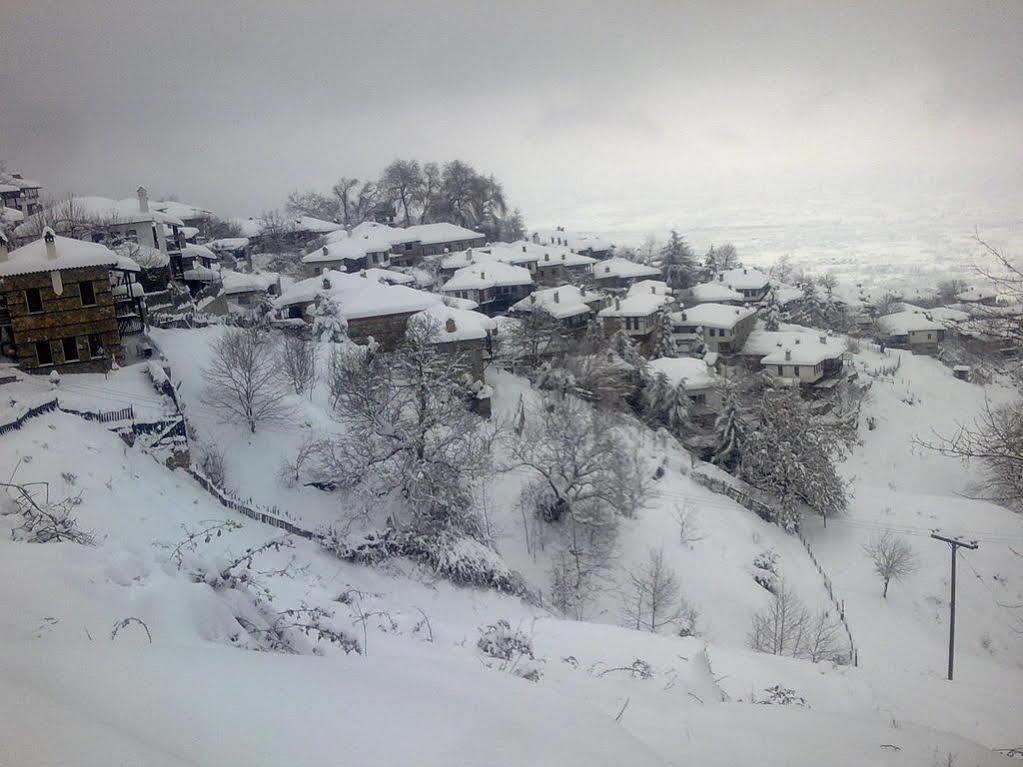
[762,290,783,331]
[710,391,744,470]
[653,305,678,358]
[660,230,696,290]
[641,371,692,436]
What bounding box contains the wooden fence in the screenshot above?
[0,398,58,437]
[185,467,317,541]
[691,466,859,666]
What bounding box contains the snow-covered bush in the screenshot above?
[1,478,94,545]
[197,442,229,491]
[749,582,846,663]
[311,294,347,343]
[753,685,809,707]
[320,526,528,596]
[477,619,542,682]
[752,549,780,593]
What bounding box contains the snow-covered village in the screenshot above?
[1,3,1022,766]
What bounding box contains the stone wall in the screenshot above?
[2,266,120,373]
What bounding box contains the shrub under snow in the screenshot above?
[477,619,543,682]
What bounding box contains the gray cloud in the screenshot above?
[1,0,1020,226]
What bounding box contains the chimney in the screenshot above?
[794,338,800,344]
[136,185,149,213]
[445,317,456,334]
[718,273,724,281]
[545,253,550,261]
[44,227,57,260]
[615,297,621,310]
[681,311,687,321]
[743,268,748,274]
[651,285,656,294]
[322,246,328,256]
[553,290,560,303]
[530,293,536,304]
[785,349,792,361]
[0,232,8,261]
[522,245,527,252]
[820,335,826,344]
[480,270,485,279]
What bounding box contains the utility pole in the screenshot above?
[930,531,979,681]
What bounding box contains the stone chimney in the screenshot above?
[553,290,560,303]
[137,185,149,213]
[785,349,792,361]
[651,285,656,294]
[480,270,485,279]
[530,293,536,304]
[794,337,801,344]
[681,311,687,321]
[560,253,565,261]
[44,227,57,260]
[322,246,329,256]
[615,297,621,310]
[545,253,550,261]
[718,273,724,281]
[0,232,8,261]
[743,267,748,274]
[522,245,527,252]
[820,335,827,343]
[445,317,456,334]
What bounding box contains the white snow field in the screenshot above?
[0,325,1019,765]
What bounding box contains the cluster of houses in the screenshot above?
[1,166,1015,424]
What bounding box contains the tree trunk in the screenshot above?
[883,578,889,598]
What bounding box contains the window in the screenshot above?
[126,229,138,244]
[151,225,160,247]
[777,365,783,375]
[87,334,104,359]
[404,242,413,251]
[25,287,43,313]
[35,341,53,366]
[61,337,80,362]
[79,281,97,306]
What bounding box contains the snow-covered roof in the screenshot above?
[294,216,344,234]
[0,171,41,190]
[689,281,743,303]
[410,304,496,343]
[111,281,146,298]
[598,292,672,318]
[114,242,169,268]
[402,222,484,246]
[878,309,945,335]
[220,270,278,295]
[741,330,844,361]
[592,257,660,281]
[955,285,997,302]
[152,200,214,221]
[771,284,804,306]
[359,267,415,286]
[0,230,120,277]
[675,303,757,329]
[902,303,969,326]
[1,206,25,226]
[442,261,533,292]
[183,264,220,283]
[14,196,184,237]
[511,285,603,319]
[627,280,673,297]
[648,356,718,390]
[302,236,391,264]
[747,331,845,366]
[716,267,770,291]
[182,243,217,262]
[113,254,141,273]
[350,221,419,245]
[206,237,249,252]
[532,229,614,253]
[274,269,444,321]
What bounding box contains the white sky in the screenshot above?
[2,0,1021,229]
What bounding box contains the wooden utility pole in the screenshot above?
[930,531,979,681]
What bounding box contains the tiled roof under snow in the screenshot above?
[410,304,496,343]
[689,281,743,303]
[511,285,603,319]
[0,231,119,277]
[647,357,718,390]
[741,330,844,361]
[878,309,945,335]
[716,267,770,291]
[442,261,533,291]
[592,257,660,280]
[598,292,671,318]
[274,269,441,321]
[221,270,279,295]
[675,302,756,329]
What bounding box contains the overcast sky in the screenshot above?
[2,0,1021,229]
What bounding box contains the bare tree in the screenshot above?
[331,177,360,226]
[862,530,918,598]
[256,209,297,253]
[201,327,291,433]
[818,271,838,298]
[285,189,339,221]
[622,547,682,632]
[499,309,566,370]
[277,331,317,394]
[749,581,811,657]
[380,159,425,225]
[420,162,442,223]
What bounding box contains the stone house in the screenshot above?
[877,309,946,354]
[647,356,722,426]
[0,229,132,373]
[672,303,757,354]
[440,260,534,315]
[591,257,661,290]
[0,171,43,217]
[598,285,674,356]
[532,228,614,259]
[738,330,846,385]
[510,284,606,331]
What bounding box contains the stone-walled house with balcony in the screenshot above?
[0,229,137,373]
[647,356,722,426]
[712,267,771,302]
[672,302,757,355]
[301,235,392,276]
[598,285,673,356]
[510,284,606,331]
[440,260,534,315]
[592,257,661,291]
[739,330,846,386]
[532,229,614,260]
[0,171,43,218]
[877,309,946,354]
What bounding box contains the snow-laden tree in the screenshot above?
[652,305,678,358]
[762,290,783,331]
[510,393,651,527]
[311,320,492,537]
[862,530,918,598]
[739,386,850,528]
[640,371,691,436]
[311,294,348,343]
[660,230,696,290]
[201,327,291,433]
[710,389,745,470]
[277,332,317,394]
[499,309,565,371]
[703,243,739,274]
